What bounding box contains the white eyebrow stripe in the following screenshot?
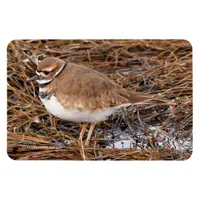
[36,71,48,77]
[36,79,52,84]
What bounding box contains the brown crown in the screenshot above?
[37,57,65,72]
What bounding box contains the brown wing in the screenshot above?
[50,63,149,110]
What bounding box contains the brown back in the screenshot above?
[44,63,150,110]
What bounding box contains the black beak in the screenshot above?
[26,74,38,83]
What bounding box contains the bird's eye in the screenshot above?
[43,71,50,75]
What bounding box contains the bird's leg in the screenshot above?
[85,123,96,147]
[49,114,57,131]
[79,123,88,141]
[79,123,88,160]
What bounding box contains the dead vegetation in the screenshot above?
[7,40,192,160]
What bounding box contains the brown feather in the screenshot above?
[43,62,150,110]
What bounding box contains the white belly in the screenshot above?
[40,95,131,123]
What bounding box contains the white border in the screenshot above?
[1,1,199,200]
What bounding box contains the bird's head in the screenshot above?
[36,57,66,85]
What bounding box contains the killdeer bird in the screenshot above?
[36,57,151,147]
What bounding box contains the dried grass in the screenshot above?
[7,40,192,160]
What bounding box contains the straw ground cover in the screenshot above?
[7,40,192,160]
